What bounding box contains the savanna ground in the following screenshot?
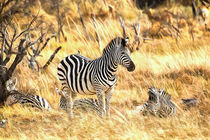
[0,0,210,139]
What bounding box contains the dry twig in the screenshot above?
[42,46,62,69]
[91,14,102,50]
[77,3,90,41]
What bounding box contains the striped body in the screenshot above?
[18,94,52,110]
[57,54,117,95]
[142,87,176,117]
[5,92,52,110]
[57,37,135,117]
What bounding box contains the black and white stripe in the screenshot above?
[158,88,176,117]
[19,94,52,110]
[5,91,52,110]
[57,37,135,117]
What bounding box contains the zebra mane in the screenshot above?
[159,89,171,101]
[148,87,172,102]
[102,37,122,55]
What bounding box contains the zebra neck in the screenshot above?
[100,54,118,79]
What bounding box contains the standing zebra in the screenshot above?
[57,26,135,117]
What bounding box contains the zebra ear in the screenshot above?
[125,36,129,46]
[62,91,67,97]
[12,77,17,87]
[56,87,61,95]
[160,88,164,94]
[121,36,129,48]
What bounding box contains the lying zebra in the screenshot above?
[137,87,176,118]
[56,88,100,116]
[4,78,52,110]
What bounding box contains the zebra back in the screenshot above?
[142,101,161,116]
[4,92,51,110]
[159,89,176,117]
[159,89,171,102]
[19,94,52,110]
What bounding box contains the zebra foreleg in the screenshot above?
[105,88,114,118]
[66,91,74,118]
[96,90,105,118]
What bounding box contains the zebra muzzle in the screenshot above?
[127,61,135,72]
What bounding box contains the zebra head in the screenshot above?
[6,77,17,91]
[148,87,160,103]
[114,36,135,72]
[4,93,21,106]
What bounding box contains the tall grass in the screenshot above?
[0,1,209,139]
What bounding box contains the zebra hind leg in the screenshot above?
[105,88,114,118]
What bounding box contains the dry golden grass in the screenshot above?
[0,1,210,139]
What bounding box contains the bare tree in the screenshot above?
[192,0,197,18]
[0,7,61,105]
[130,19,151,51]
[0,28,33,105]
[51,0,66,42]
[0,0,34,24]
[27,33,61,72]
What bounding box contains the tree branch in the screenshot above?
[14,9,40,41]
[42,46,61,69]
[0,27,6,64]
[37,34,56,56]
[7,39,26,81]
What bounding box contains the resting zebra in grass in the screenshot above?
[4,78,52,110]
[57,23,135,118]
[5,92,52,110]
[56,88,100,116]
[139,87,176,117]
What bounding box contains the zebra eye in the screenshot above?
[121,52,125,55]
